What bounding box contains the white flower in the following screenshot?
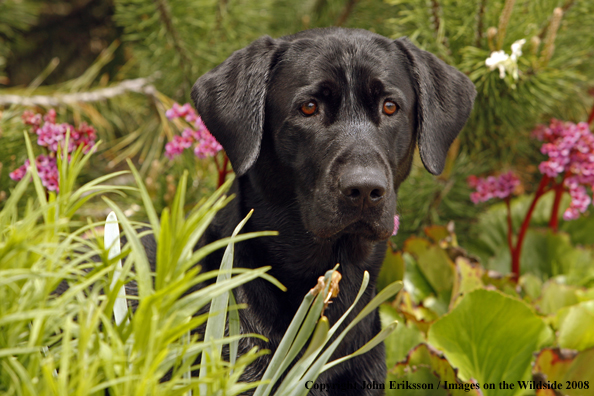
[485,50,510,78]
[510,39,526,61]
[485,39,526,80]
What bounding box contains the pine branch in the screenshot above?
[336,0,359,27]
[153,0,193,96]
[496,0,516,50]
[430,0,450,56]
[216,0,229,29]
[0,76,157,106]
[540,7,563,67]
[475,0,487,48]
[430,0,441,37]
[538,0,575,40]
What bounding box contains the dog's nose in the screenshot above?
[339,167,387,207]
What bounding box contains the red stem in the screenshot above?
[505,197,514,258]
[548,175,566,232]
[511,175,550,281]
[216,154,230,188]
[213,153,220,172]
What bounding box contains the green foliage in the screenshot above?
[534,348,594,396]
[384,0,594,159]
[380,223,594,393]
[388,343,481,396]
[113,0,279,99]
[557,301,594,351]
[0,0,40,83]
[395,153,488,246]
[466,191,594,284]
[1,134,404,394]
[0,140,281,394]
[429,289,553,395]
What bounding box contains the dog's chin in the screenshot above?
[310,219,393,242]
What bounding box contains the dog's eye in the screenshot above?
[300,101,318,116]
[382,100,398,115]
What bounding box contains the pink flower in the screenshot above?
[43,109,57,124]
[9,160,29,181]
[166,102,199,124]
[468,171,520,204]
[22,110,42,128]
[533,119,594,220]
[10,109,98,193]
[165,135,193,159]
[35,155,59,191]
[194,133,223,158]
[9,155,59,191]
[392,215,400,236]
[165,103,222,160]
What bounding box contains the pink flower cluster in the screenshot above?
[9,109,97,192]
[23,109,96,153]
[467,171,520,204]
[164,103,222,160]
[10,155,59,191]
[532,120,594,220]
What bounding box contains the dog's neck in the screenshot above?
[232,171,386,298]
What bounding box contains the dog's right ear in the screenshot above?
[394,38,476,176]
[192,36,279,176]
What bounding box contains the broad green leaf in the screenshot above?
[404,237,454,295]
[533,348,594,396]
[450,256,484,308]
[388,366,448,396]
[397,290,438,334]
[428,289,553,396]
[536,280,579,316]
[563,348,594,396]
[402,252,434,304]
[558,301,594,351]
[380,304,424,368]
[519,273,543,301]
[424,225,450,244]
[377,246,404,292]
[389,343,481,396]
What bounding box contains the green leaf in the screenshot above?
[377,246,405,292]
[450,257,484,308]
[533,347,594,396]
[428,289,553,396]
[558,300,594,351]
[402,252,434,304]
[536,280,580,316]
[404,237,454,298]
[380,304,424,369]
[388,343,481,396]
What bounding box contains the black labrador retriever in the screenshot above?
[190,27,476,395]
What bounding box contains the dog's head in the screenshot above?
[192,28,476,241]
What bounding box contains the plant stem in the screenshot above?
[497,0,516,50]
[505,197,514,258]
[548,176,566,232]
[335,0,358,26]
[475,0,487,47]
[511,175,549,280]
[217,154,230,188]
[153,0,193,97]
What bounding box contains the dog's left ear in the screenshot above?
[395,38,476,175]
[192,36,280,176]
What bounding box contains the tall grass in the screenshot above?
[0,133,401,395]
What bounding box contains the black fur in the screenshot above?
[189,27,476,395]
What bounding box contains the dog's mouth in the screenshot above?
[311,216,393,241]
[343,219,392,240]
